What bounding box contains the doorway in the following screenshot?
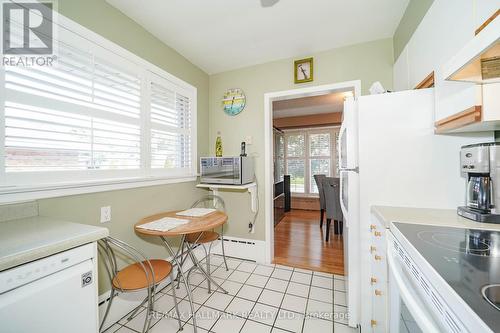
[263,81,361,275]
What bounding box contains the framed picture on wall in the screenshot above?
[294,57,313,84]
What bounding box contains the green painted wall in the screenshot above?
[393,0,434,61]
[38,182,206,292]
[209,38,394,241]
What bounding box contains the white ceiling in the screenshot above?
[273,90,352,118]
[106,0,409,74]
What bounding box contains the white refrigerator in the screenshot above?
[338,88,491,329]
[338,95,360,328]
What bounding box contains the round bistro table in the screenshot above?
[135,210,229,333]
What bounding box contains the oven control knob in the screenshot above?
[375,289,382,296]
[371,277,377,284]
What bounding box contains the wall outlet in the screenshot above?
[245,136,253,145]
[100,206,111,223]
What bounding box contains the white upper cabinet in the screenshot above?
[394,0,475,91]
[433,1,477,125]
[393,0,500,133]
[410,1,475,89]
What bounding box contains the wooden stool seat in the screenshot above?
[186,231,219,244]
[112,259,172,291]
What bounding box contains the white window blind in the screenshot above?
[4,41,142,176]
[285,132,306,193]
[309,132,331,193]
[4,102,140,172]
[150,75,192,171]
[0,16,197,191]
[284,127,339,195]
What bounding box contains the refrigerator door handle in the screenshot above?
[338,124,346,170]
[339,171,348,219]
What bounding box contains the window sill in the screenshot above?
[0,175,198,204]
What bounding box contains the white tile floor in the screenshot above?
[105,255,358,333]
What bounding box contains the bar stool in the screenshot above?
[180,195,229,293]
[98,236,182,333]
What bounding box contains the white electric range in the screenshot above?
[389,222,499,333]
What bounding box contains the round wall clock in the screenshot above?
[222,88,246,116]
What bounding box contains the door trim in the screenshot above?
[263,80,361,263]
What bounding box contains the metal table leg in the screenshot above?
[160,235,197,333]
[175,240,190,289]
[184,241,228,294]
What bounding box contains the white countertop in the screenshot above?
[371,205,500,232]
[0,216,108,271]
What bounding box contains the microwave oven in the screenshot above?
[200,156,254,185]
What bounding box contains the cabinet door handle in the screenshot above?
[371,277,378,285]
[374,231,382,237]
[370,246,377,254]
[374,255,382,261]
[370,224,377,230]
[371,319,377,327]
[375,289,382,296]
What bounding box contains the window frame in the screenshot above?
[284,126,340,197]
[284,131,306,194]
[0,12,198,203]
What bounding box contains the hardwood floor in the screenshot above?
[273,209,344,275]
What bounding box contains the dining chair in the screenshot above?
[313,174,327,228]
[322,177,344,242]
[183,194,229,293]
[98,236,181,333]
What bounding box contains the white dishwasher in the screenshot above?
[0,242,99,333]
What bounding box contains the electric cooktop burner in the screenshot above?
[482,284,500,311]
[417,231,494,256]
[393,223,500,331]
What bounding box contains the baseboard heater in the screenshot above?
[211,236,266,263]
